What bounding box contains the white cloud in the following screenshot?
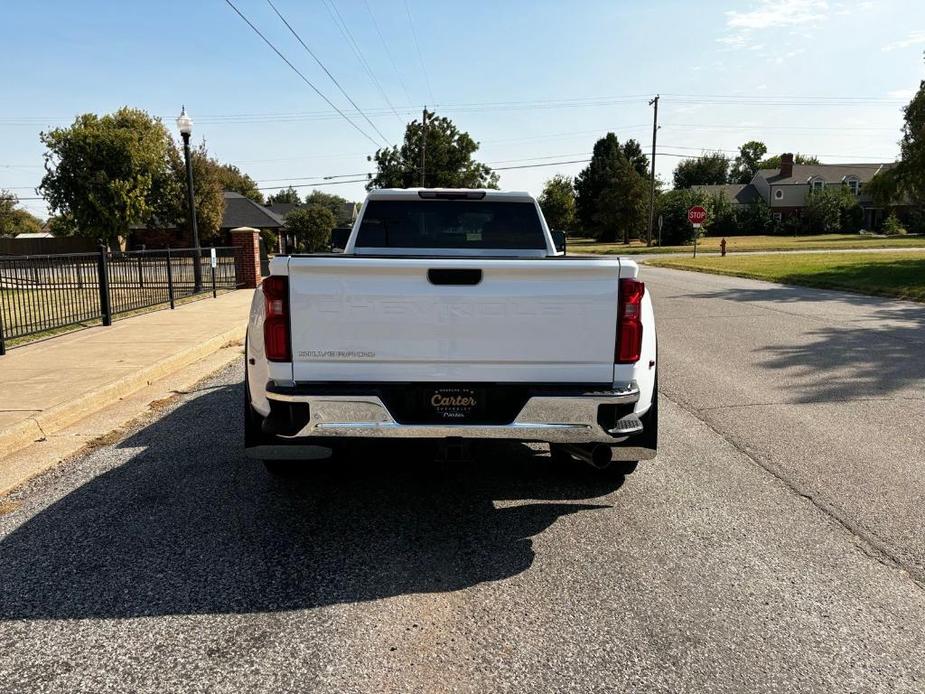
[717,0,832,52]
[888,88,916,99]
[726,0,829,30]
[773,48,806,65]
[882,31,925,52]
[833,0,874,15]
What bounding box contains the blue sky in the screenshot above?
[2,0,923,218]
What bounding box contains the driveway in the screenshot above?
[0,267,923,693]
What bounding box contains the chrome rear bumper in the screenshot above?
[262,382,649,446]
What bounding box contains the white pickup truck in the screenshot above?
[244,189,657,474]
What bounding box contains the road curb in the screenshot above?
[0,324,246,460]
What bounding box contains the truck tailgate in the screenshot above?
[286,257,622,383]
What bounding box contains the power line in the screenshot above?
[362,0,415,107]
[661,92,905,103]
[265,0,390,146]
[221,0,381,147]
[663,122,897,132]
[252,152,597,184]
[403,0,434,103]
[11,145,900,195]
[320,0,404,125]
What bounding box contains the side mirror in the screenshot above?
[551,229,567,254]
[330,227,351,252]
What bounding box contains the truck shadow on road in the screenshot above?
[0,379,625,621]
[682,285,925,403]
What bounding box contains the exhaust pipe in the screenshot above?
[559,444,614,470]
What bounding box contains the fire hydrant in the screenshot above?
[720,238,727,257]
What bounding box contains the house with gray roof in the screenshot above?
[709,153,896,229]
[220,192,285,233]
[692,183,762,207]
[131,191,287,249]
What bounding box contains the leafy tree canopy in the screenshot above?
[286,204,335,252]
[39,107,174,243]
[367,110,498,190]
[0,191,43,237]
[621,139,649,177]
[758,153,820,169]
[730,140,768,183]
[215,163,263,204]
[267,186,302,205]
[158,141,226,245]
[306,190,356,225]
[804,187,863,234]
[574,133,648,242]
[672,152,730,189]
[869,68,925,208]
[538,174,576,230]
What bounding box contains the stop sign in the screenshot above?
[688,206,707,225]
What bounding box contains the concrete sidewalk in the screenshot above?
[0,290,252,460]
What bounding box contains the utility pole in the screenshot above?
[420,107,428,187]
[647,95,659,246]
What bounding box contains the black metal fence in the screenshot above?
[0,245,244,354]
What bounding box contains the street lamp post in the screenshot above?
[176,106,202,293]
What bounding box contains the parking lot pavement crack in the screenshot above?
[662,391,925,592]
[29,418,48,442]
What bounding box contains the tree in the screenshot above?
[868,67,925,218]
[621,139,649,177]
[897,71,925,204]
[268,186,302,205]
[215,163,263,204]
[39,107,174,244]
[705,193,738,237]
[730,141,768,183]
[801,187,862,234]
[286,205,335,251]
[157,141,225,245]
[306,190,356,225]
[574,133,648,242]
[655,189,708,245]
[672,152,730,189]
[736,199,775,235]
[367,110,499,190]
[0,191,43,237]
[538,175,576,230]
[758,153,820,169]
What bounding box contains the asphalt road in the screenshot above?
[1,267,924,693]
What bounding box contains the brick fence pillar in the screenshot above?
[231,226,262,289]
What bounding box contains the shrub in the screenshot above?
[656,189,708,245]
[736,199,774,235]
[882,212,907,235]
[705,193,738,237]
[802,187,863,234]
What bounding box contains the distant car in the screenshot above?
[245,189,657,474]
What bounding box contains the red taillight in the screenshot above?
[616,278,645,364]
[263,275,290,362]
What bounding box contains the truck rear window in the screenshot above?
[354,200,547,250]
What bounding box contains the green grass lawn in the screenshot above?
[648,251,925,302]
[569,234,925,256]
